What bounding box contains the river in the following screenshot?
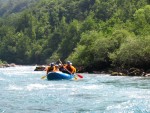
[0,66,150,113]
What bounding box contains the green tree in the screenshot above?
[133,5,150,35]
[68,30,100,66]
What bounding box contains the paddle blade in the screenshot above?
[74,76,78,80]
[77,74,83,78]
[41,75,46,79]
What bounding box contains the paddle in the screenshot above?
[77,74,83,78]
[41,75,46,79]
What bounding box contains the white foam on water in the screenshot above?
[105,100,134,113]
[106,99,150,113]
[24,82,71,91]
[105,88,150,112]
[26,83,50,91]
[7,84,23,90]
[123,89,150,99]
[1,66,150,113]
[0,77,5,80]
[46,84,70,90]
[82,85,99,89]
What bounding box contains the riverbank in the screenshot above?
[1,63,149,77]
[34,65,150,77]
[0,63,17,68]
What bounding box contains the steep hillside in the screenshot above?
[0,0,39,16]
[0,0,150,71]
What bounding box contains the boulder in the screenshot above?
[34,66,45,71]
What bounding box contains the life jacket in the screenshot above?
[47,66,55,74]
[53,65,60,72]
[64,65,76,74]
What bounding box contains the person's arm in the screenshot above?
[72,66,76,74]
[46,67,49,75]
[68,66,76,74]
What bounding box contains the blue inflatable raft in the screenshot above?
[47,72,74,80]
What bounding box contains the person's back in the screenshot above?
[57,63,68,74]
[46,63,55,74]
[53,65,60,72]
[64,61,76,74]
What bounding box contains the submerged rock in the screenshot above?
[128,68,143,76]
[111,72,127,76]
[34,66,45,71]
[0,63,16,68]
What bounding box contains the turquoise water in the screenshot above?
[0,66,150,113]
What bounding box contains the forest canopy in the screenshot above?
[0,0,150,71]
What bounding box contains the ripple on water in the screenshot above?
[1,67,150,113]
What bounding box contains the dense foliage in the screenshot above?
[0,0,150,71]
